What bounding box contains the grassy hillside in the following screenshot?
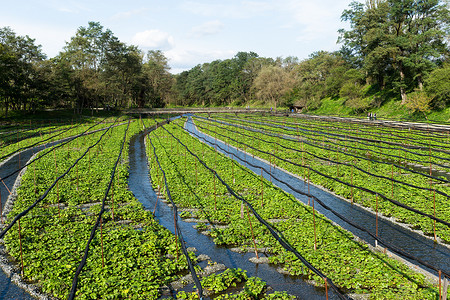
[304,97,450,123]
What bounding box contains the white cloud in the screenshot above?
[190,20,224,38]
[165,47,236,73]
[131,29,174,50]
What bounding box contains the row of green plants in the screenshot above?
[242,114,450,149]
[147,117,440,299]
[205,114,449,200]
[0,117,119,163]
[145,118,295,299]
[198,115,449,243]
[251,114,450,167]
[213,114,450,174]
[3,117,201,299]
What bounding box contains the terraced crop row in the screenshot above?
[196,114,449,243]
[147,117,441,299]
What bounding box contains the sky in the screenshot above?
[1,0,355,74]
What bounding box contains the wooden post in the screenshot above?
[324,278,328,300]
[308,168,310,206]
[153,193,159,216]
[246,205,259,259]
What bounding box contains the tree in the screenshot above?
[61,21,132,112]
[252,65,294,110]
[0,27,46,116]
[425,64,450,109]
[291,51,348,110]
[339,0,449,103]
[140,50,173,108]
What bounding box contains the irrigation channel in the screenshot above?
[128,120,336,299]
[129,116,449,299]
[0,115,447,299]
[184,116,450,275]
[185,118,450,275]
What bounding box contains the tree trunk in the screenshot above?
[417,75,423,91]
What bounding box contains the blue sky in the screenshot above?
[1,0,355,73]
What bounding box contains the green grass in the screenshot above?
[306,97,449,124]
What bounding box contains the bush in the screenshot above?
[425,64,450,110]
[404,90,432,117]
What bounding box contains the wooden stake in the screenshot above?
[308,168,310,206]
[153,192,159,216]
[246,205,259,259]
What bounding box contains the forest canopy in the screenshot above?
[1,0,448,117]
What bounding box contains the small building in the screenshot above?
[289,102,306,113]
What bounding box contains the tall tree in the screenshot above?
[252,65,295,110]
[339,0,449,104]
[141,50,173,108]
[0,27,46,116]
[61,22,123,112]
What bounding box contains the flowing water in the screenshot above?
[184,117,450,277]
